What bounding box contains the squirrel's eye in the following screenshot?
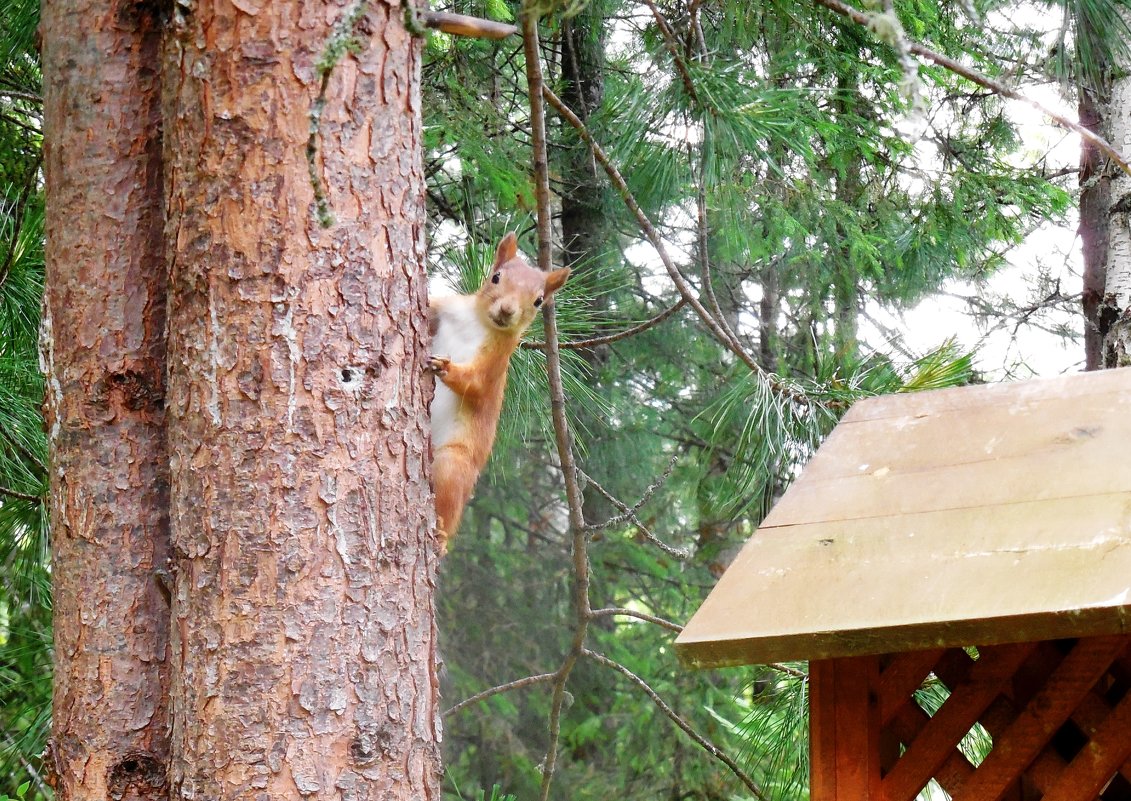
[533,297,544,308]
[491,273,501,284]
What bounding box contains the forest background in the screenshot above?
[0,0,1127,797]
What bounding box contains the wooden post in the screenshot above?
[810,656,883,801]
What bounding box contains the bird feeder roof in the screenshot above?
[676,368,1131,668]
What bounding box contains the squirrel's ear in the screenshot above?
[543,267,571,296]
[493,232,518,266]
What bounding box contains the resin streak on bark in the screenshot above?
[162,1,439,798]
[40,1,171,798]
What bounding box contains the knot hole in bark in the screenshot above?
[107,750,166,800]
[103,370,164,413]
[349,726,395,767]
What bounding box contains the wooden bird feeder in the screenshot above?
[677,367,1131,801]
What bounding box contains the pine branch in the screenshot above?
[541,82,822,409]
[582,648,767,801]
[0,152,41,290]
[813,0,1131,177]
[639,0,699,104]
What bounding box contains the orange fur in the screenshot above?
[429,233,570,554]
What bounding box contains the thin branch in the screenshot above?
[423,10,517,39]
[770,663,808,679]
[0,89,41,104]
[583,451,679,530]
[588,607,683,633]
[443,672,559,718]
[522,297,687,349]
[523,12,592,801]
[541,83,819,409]
[639,0,700,104]
[581,469,689,559]
[813,0,1131,177]
[0,485,42,503]
[583,649,766,801]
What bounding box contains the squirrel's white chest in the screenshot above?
[430,296,489,450]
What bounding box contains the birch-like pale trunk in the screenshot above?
[162,2,440,798]
[1104,15,1131,366]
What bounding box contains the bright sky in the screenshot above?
[872,83,1085,380]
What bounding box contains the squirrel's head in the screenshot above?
[476,233,570,336]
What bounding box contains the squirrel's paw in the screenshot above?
[427,355,451,377]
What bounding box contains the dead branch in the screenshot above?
[585,451,679,531]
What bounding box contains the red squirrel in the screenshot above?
[428,233,570,554]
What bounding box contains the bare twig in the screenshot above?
[522,12,592,801]
[443,672,559,718]
[589,607,684,633]
[584,453,677,531]
[522,297,688,350]
[582,649,766,800]
[581,469,689,559]
[541,83,818,408]
[813,0,1131,177]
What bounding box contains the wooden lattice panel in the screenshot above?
[810,635,1131,801]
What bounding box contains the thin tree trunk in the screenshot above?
[1078,85,1110,370]
[162,2,440,798]
[40,1,171,798]
[1102,13,1131,366]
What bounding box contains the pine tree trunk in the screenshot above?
[40,1,171,798]
[162,2,440,798]
[1102,16,1131,366]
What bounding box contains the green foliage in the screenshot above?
[0,0,1097,799]
[0,1,47,796]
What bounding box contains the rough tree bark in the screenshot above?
[162,1,440,798]
[40,1,171,798]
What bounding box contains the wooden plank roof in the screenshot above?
[676,368,1131,668]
